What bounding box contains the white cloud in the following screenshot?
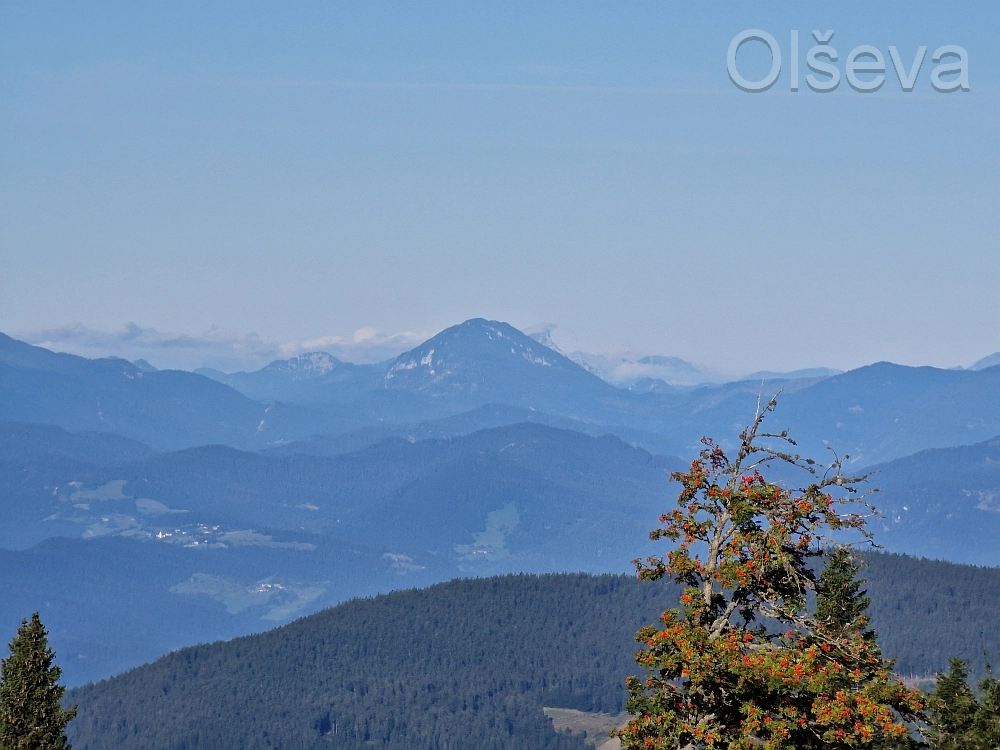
[16,323,428,372]
[522,323,564,354]
[287,328,428,364]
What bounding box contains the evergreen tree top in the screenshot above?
[0,612,77,750]
[815,547,875,642]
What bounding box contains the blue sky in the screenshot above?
[1,2,997,373]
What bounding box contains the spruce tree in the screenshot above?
[815,548,873,640]
[927,659,978,749]
[926,658,1000,750]
[970,667,1000,748]
[815,552,926,750]
[0,613,76,750]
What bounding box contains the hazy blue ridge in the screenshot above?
[863,435,1000,566]
[0,421,157,465]
[4,417,1000,685]
[8,323,1000,464]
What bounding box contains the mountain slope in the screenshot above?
[0,421,157,465]
[382,319,628,417]
[863,435,1000,565]
[6,421,1000,688]
[67,558,1000,748]
[68,574,665,749]
[1,422,684,572]
[266,403,683,458]
[0,333,317,449]
[198,352,384,404]
[9,414,1000,566]
[774,362,1000,466]
[640,362,1000,467]
[0,532,430,686]
[0,423,684,683]
[11,324,1000,466]
[971,353,1000,370]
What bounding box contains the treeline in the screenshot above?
[67,555,1000,749]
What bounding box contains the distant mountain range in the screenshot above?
[9,318,994,462]
[2,412,1000,683]
[738,367,844,381]
[971,352,1000,370]
[0,420,156,466]
[567,350,711,387]
[6,319,1000,467]
[0,420,684,683]
[196,352,384,404]
[0,332,305,449]
[264,403,682,458]
[768,362,1000,466]
[865,435,1000,565]
[4,319,1000,686]
[564,349,841,389]
[0,420,683,566]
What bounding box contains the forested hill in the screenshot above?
[70,574,667,750]
[69,555,1000,750]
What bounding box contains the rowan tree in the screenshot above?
[618,397,925,750]
[0,613,76,750]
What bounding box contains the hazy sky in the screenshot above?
[2,2,997,373]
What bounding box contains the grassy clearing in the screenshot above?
[543,707,628,749]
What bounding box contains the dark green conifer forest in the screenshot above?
[64,554,1000,749]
